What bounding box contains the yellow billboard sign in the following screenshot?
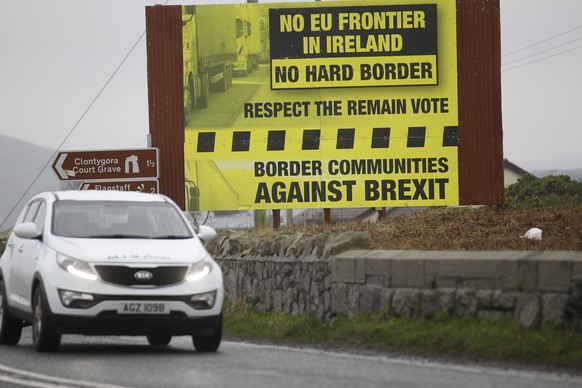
[183,0,458,211]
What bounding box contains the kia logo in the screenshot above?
[134,271,153,281]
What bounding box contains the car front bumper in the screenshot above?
[49,310,222,336]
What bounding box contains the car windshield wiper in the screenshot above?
[88,234,152,239]
[87,234,191,239]
[151,235,191,240]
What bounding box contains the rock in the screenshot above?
[515,293,541,328]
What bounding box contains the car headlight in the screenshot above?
[57,253,98,281]
[186,257,214,282]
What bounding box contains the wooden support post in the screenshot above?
[272,209,281,230]
[378,207,387,221]
[324,208,331,224]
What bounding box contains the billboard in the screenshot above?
[182,0,458,211]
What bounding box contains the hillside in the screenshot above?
[0,135,60,229]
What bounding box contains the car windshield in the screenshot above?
[52,200,193,239]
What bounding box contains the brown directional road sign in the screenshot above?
[80,180,159,193]
[52,149,159,181]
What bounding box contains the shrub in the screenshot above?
[505,174,582,209]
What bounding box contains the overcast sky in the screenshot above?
[1,0,581,172]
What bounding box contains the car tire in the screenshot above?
[0,280,23,345]
[192,313,222,352]
[32,285,61,352]
[146,334,172,346]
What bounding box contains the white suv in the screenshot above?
[0,190,223,352]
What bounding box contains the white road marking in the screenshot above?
[0,363,131,388]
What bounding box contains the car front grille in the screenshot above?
[94,265,189,287]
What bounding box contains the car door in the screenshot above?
[10,200,46,311]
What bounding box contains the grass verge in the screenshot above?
[297,205,582,251]
[224,301,582,370]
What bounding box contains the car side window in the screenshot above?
[33,201,46,233]
[20,200,45,234]
[23,201,41,223]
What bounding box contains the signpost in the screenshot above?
[52,148,160,194]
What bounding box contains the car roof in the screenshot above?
[50,190,169,203]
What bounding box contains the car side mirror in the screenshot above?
[13,222,41,239]
[197,224,216,242]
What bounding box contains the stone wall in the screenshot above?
[206,230,370,323]
[207,231,582,327]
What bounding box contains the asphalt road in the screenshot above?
[0,328,580,388]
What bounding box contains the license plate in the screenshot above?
[117,302,170,315]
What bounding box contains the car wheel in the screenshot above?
[192,313,222,352]
[32,285,61,352]
[146,334,172,346]
[0,280,23,345]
